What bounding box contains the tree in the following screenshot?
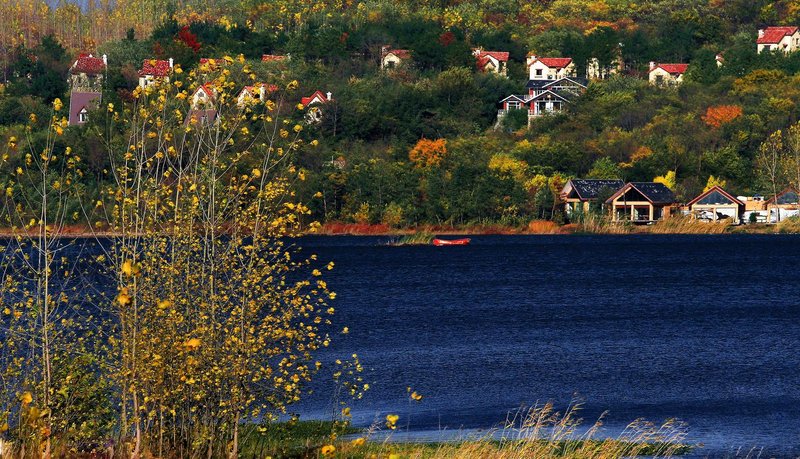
[409,138,447,168]
[587,157,622,179]
[756,130,786,222]
[653,170,676,190]
[704,175,727,191]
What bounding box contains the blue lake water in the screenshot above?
[296,234,800,458]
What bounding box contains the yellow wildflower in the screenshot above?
[20,392,32,405]
[320,445,335,456]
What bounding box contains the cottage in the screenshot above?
[648,62,688,85]
[757,26,800,53]
[606,182,677,222]
[301,90,332,123]
[381,47,410,69]
[68,53,107,125]
[237,83,277,107]
[687,186,744,223]
[765,187,800,222]
[560,179,624,215]
[473,49,509,76]
[187,84,217,125]
[138,58,173,88]
[526,56,575,80]
[497,77,587,123]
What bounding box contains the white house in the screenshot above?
[301,90,332,123]
[138,58,173,88]
[473,49,509,76]
[526,56,575,80]
[497,77,587,125]
[187,84,218,125]
[237,83,278,107]
[757,26,800,53]
[381,47,411,69]
[648,62,688,85]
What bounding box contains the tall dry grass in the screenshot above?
[569,213,632,234]
[338,402,689,459]
[648,216,731,234]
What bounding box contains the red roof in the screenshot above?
[529,57,572,68]
[71,53,106,75]
[757,26,799,44]
[653,63,688,74]
[385,49,411,59]
[301,90,329,106]
[193,84,216,102]
[139,59,171,77]
[261,54,287,62]
[475,51,509,70]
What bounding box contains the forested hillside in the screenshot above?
[3,0,800,227]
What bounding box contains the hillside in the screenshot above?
[3,0,800,227]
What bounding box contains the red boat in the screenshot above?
[432,238,471,246]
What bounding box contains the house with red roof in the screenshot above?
[381,47,411,69]
[68,53,107,125]
[237,83,278,107]
[648,62,689,86]
[187,84,218,125]
[757,26,800,54]
[473,49,509,76]
[138,58,173,88]
[526,55,576,80]
[301,90,332,123]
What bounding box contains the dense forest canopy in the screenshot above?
[3,0,800,226]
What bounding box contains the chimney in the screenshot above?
[326,91,332,101]
[102,54,107,66]
[758,29,765,38]
[169,57,174,68]
[649,61,656,71]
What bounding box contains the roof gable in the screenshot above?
[529,57,573,68]
[758,26,799,44]
[606,182,676,204]
[528,90,571,102]
[301,90,328,106]
[384,49,411,59]
[687,186,744,207]
[766,187,800,204]
[652,63,689,75]
[542,77,588,90]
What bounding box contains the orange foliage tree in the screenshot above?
[409,138,447,168]
[702,105,743,128]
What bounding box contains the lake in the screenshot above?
[296,234,800,457]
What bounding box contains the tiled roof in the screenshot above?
[261,54,287,62]
[606,182,676,205]
[139,59,171,77]
[653,63,689,74]
[301,90,329,106]
[529,57,573,68]
[757,26,799,44]
[687,186,744,207]
[564,179,625,201]
[385,49,411,59]
[71,53,106,75]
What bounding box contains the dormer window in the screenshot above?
[78,108,89,123]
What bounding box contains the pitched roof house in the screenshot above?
[138,58,173,88]
[648,62,689,85]
[497,77,587,125]
[606,182,677,222]
[526,56,575,80]
[561,179,625,215]
[68,53,106,125]
[687,186,744,223]
[473,49,509,76]
[187,84,218,125]
[301,90,331,106]
[757,26,800,53]
[381,47,411,69]
[237,83,278,107]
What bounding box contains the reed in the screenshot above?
[527,220,561,234]
[389,231,435,245]
[570,213,632,234]
[329,402,690,459]
[648,216,730,234]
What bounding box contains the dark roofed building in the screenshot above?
[687,186,744,223]
[68,92,101,126]
[561,179,624,215]
[606,182,677,222]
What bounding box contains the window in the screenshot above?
[655,75,664,84]
[535,69,542,77]
[78,108,88,123]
